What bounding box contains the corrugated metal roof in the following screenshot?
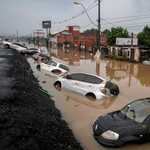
[51,30,71,36]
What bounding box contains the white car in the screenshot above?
[10,42,27,50]
[37,60,69,73]
[54,73,119,99]
[2,41,12,48]
[3,41,28,49]
[38,68,68,78]
[33,52,50,61]
[17,47,41,55]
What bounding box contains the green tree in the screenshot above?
[106,26,129,46]
[83,28,98,34]
[102,29,110,34]
[137,25,150,46]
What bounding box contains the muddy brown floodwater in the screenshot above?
[26,47,150,150]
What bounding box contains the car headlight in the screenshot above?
[101,130,119,140]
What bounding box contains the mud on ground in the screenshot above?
[0,47,83,150]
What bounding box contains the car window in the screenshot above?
[121,98,150,123]
[12,43,27,48]
[45,61,54,65]
[84,75,103,84]
[52,62,57,67]
[70,73,87,81]
[59,64,69,71]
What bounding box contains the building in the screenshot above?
[109,37,140,62]
[51,26,108,53]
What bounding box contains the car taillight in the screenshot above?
[100,88,108,94]
[58,70,62,73]
[26,48,28,50]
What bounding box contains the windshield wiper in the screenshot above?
[130,108,136,122]
[124,105,130,120]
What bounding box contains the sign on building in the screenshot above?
[35,29,45,34]
[73,26,80,31]
[42,21,51,29]
[116,38,138,46]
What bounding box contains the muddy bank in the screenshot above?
[0,47,83,150]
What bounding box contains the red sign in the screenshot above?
[35,29,45,34]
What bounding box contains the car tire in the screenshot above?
[5,44,9,48]
[36,65,40,69]
[86,93,96,100]
[54,82,61,88]
[54,82,61,91]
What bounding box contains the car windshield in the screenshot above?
[121,98,150,123]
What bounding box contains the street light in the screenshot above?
[74,1,101,52]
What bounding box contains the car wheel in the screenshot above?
[5,44,9,48]
[54,82,61,91]
[36,65,40,69]
[86,93,96,100]
[54,82,61,88]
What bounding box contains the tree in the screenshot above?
[106,26,129,46]
[137,25,150,46]
[102,29,110,34]
[83,28,98,34]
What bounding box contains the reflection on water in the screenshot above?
[54,87,118,110]
[37,68,68,78]
[25,43,150,150]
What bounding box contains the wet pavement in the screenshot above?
[11,44,150,149]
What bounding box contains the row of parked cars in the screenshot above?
[3,40,150,147]
[2,40,50,61]
[36,59,150,147]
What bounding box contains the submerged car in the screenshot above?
[32,52,50,61]
[37,60,69,73]
[17,47,41,55]
[53,73,119,99]
[92,98,150,147]
[2,41,12,48]
[10,42,27,50]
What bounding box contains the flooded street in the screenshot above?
[26,46,150,150]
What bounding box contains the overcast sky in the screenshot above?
[1,0,150,37]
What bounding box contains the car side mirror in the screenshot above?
[66,75,70,79]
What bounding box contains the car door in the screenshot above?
[75,75,101,95]
[63,73,87,93]
[11,42,20,49]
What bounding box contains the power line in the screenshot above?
[53,2,97,24]
[104,13,150,20]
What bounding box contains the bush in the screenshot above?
[104,55,129,61]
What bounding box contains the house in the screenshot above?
[51,30,72,48]
[109,37,140,62]
[51,26,108,54]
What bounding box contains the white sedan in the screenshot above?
[37,60,69,73]
[17,47,41,55]
[10,42,27,50]
[54,73,119,99]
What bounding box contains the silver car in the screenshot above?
[54,73,119,99]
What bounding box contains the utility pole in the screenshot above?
[98,0,101,52]
[16,30,18,42]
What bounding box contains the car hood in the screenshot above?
[93,111,146,136]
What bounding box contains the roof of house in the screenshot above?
[51,30,72,36]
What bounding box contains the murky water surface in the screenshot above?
[25,45,150,150]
